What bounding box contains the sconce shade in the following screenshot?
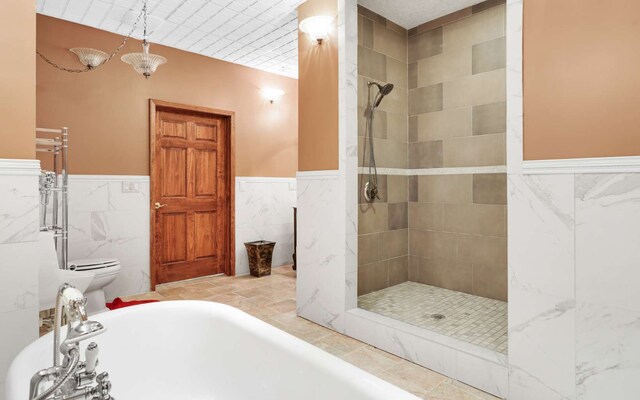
[299,15,333,44]
[69,48,109,69]
[262,88,285,103]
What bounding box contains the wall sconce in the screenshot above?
[299,16,333,44]
[262,88,285,103]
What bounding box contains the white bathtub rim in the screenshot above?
[7,301,419,400]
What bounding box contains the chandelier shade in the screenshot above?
[69,48,109,69]
[121,41,167,79]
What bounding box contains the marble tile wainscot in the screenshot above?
[65,175,296,301]
[235,177,297,275]
[508,163,640,400]
[0,159,41,400]
[65,175,151,301]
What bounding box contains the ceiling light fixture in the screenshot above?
[299,16,333,44]
[36,0,164,79]
[69,48,109,69]
[121,0,166,79]
[262,88,285,103]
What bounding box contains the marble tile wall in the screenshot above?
[65,176,151,300]
[574,174,640,400]
[507,174,576,400]
[508,172,640,400]
[235,177,296,276]
[65,176,296,300]
[0,163,41,400]
[296,172,348,332]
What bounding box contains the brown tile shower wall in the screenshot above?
[356,1,507,300]
[408,174,507,301]
[407,0,507,301]
[358,174,409,295]
[357,6,408,170]
[357,7,409,295]
[407,2,506,168]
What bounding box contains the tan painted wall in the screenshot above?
[297,0,339,171]
[524,0,640,160]
[0,0,36,159]
[36,15,298,176]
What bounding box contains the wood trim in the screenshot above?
[150,100,157,289]
[149,99,235,290]
[228,108,236,277]
[150,99,236,119]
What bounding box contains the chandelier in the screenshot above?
[36,0,166,79]
[120,0,166,79]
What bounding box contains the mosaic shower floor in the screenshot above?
[358,282,508,354]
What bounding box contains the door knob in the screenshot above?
[154,202,168,210]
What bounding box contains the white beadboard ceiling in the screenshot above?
[36,0,304,78]
[358,0,487,29]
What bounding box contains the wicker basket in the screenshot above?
[244,240,276,277]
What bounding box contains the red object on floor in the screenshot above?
[106,297,159,310]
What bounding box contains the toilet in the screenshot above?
[68,258,122,315]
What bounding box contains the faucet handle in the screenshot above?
[85,342,99,373]
[93,372,113,399]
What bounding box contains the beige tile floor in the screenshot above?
[123,266,499,400]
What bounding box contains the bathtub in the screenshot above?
[6,301,418,399]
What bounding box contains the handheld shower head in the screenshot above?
[368,81,394,108]
[57,285,106,354]
[379,83,394,95]
[64,320,106,345]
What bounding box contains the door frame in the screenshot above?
[149,99,235,290]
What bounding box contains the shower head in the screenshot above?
[378,83,394,95]
[368,81,394,108]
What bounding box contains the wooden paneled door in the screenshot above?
[150,100,234,289]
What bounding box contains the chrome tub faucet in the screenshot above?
[29,284,114,400]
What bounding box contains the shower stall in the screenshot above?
[357,0,507,354]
